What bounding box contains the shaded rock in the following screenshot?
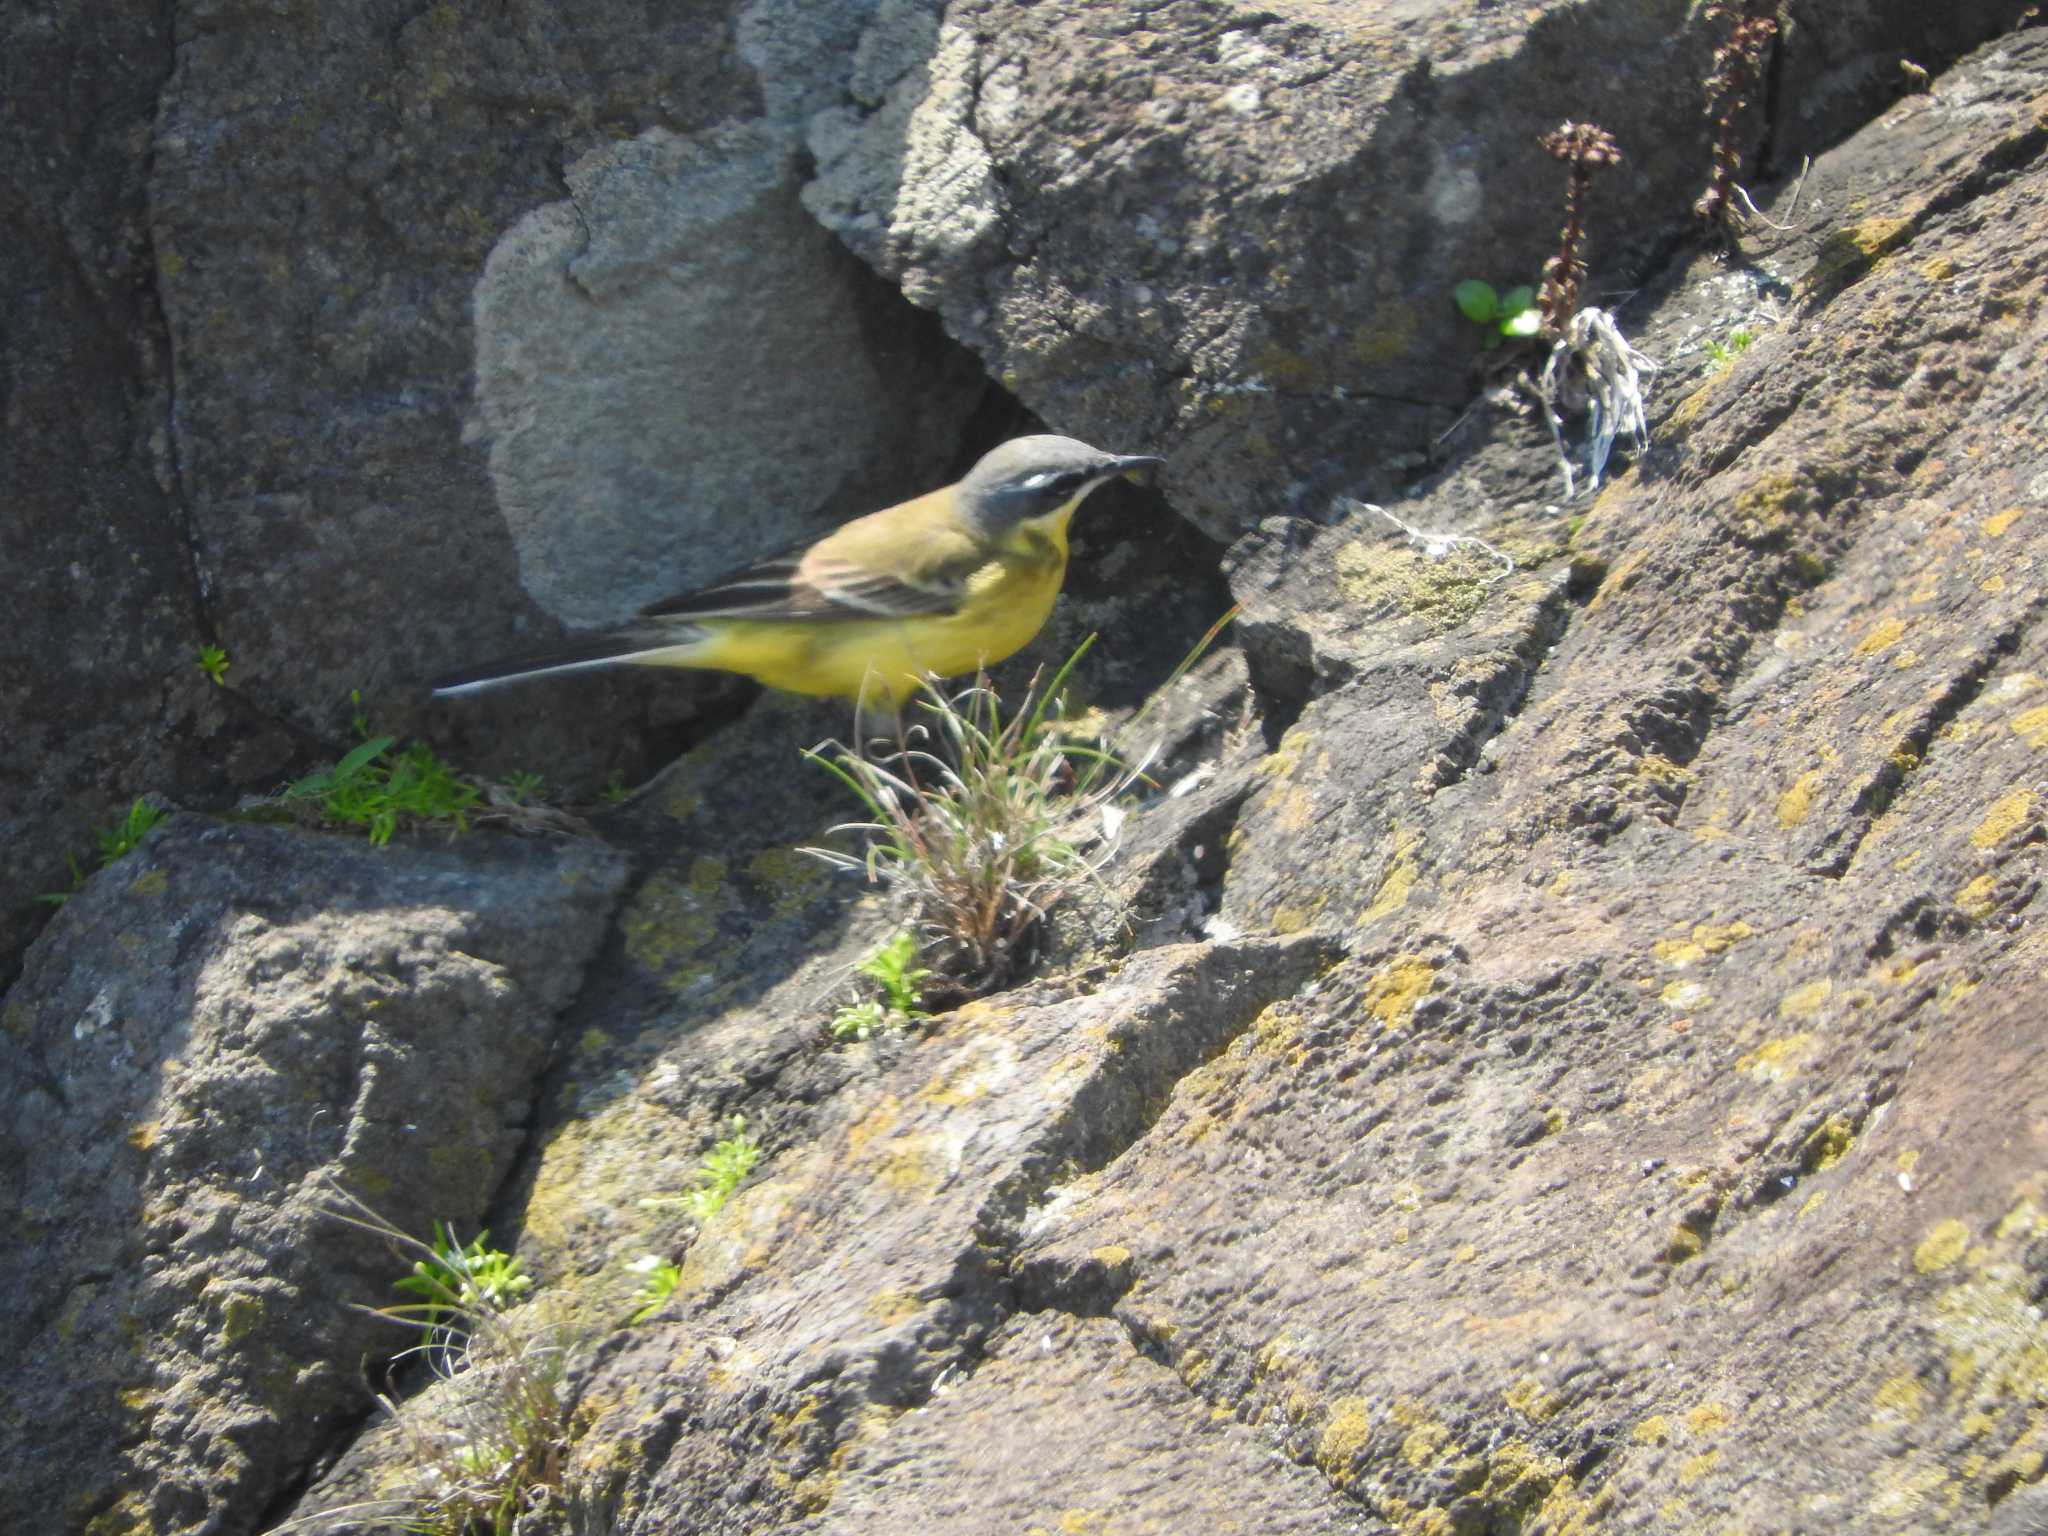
[806,0,2030,540]
[0,0,302,981]
[0,817,626,1535]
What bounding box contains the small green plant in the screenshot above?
[832,931,932,1041]
[1453,280,1542,346]
[500,769,546,803]
[624,1253,682,1323]
[282,696,482,846]
[688,1116,761,1220]
[314,1187,574,1536]
[195,644,231,685]
[1704,329,1754,367]
[639,1116,764,1224]
[598,769,630,805]
[38,798,169,905]
[392,1223,533,1342]
[805,638,1145,991]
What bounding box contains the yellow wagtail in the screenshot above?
[432,435,1163,707]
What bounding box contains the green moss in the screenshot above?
[1333,539,1499,633]
[1802,215,1914,298]
[621,856,738,995]
[220,1291,265,1342]
[746,846,830,921]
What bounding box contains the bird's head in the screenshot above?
[957,435,1164,538]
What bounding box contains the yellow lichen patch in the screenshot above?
[876,1136,950,1197]
[1985,507,2023,538]
[1737,1033,1817,1081]
[745,847,829,920]
[2013,706,2048,749]
[1659,1224,1706,1264]
[1855,617,1907,656]
[1972,788,2035,849]
[1802,215,1915,296]
[1872,1373,1929,1422]
[1696,920,1754,952]
[129,868,169,897]
[1957,875,1999,921]
[1799,1189,1830,1218]
[1686,1401,1732,1436]
[1996,1199,2045,1242]
[1362,957,1436,1029]
[1866,1461,1953,1520]
[845,1095,901,1160]
[1653,937,1706,968]
[1678,1447,1722,1485]
[1390,1395,1452,1469]
[1776,769,1824,828]
[1804,1113,1856,1172]
[1915,1219,1970,1274]
[1661,979,1710,1010]
[1779,979,1833,1019]
[1506,1375,1565,1422]
[1317,1396,1375,1485]
[863,1289,922,1325]
[1633,1414,1671,1446]
[1666,376,1722,430]
[1898,1149,1922,1176]
[124,1120,161,1152]
[1359,823,1420,926]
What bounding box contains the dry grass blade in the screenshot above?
[804,637,1151,994]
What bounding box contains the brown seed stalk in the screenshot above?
[1536,121,1622,337]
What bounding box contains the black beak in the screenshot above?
[1109,454,1165,483]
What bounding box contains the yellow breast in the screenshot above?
[686,510,1074,705]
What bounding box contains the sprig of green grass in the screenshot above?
[1704,329,1754,367]
[37,798,169,905]
[624,1254,682,1323]
[687,1117,761,1220]
[831,931,932,1041]
[282,697,481,846]
[196,645,230,685]
[311,1185,573,1536]
[392,1223,533,1345]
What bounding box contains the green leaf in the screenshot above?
[1499,285,1536,317]
[1499,307,1543,339]
[1453,279,1500,323]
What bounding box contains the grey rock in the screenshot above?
[0,816,626,1534]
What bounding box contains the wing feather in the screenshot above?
[636,499,993,623]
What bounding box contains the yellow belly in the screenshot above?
[668,530,1069,705]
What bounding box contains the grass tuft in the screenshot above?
[804,637,1149,994]
[280,696,482,846]
[293,1185,579,1536]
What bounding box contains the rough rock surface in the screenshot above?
[803,0,2034,539]
[10,8,2048,1536]
[0,818,626,1534]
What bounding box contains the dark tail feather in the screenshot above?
[430,624,706,698]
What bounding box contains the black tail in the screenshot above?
[430,623,706,698]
